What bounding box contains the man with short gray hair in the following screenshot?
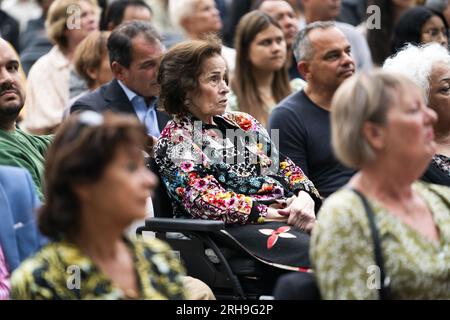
[300,0,372,70]
[269,22,356,197]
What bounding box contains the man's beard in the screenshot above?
[0,82,24,114]
[0,104,22,117]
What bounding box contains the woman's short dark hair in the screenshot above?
[39,111,148,241]
[157,36,223,115]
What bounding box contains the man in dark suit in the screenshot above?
[70,21,171,136]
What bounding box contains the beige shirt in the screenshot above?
[22,46,71,131]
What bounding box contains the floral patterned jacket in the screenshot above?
[154,111,321,225]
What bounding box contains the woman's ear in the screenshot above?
[362,121,386,151]
[86,67,98,82]
[72,183,91,204]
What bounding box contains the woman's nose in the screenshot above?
[221,80,230,94]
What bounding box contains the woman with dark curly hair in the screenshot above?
[10,112,187,300]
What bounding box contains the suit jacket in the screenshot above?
[70,79,171,133]
[0,166,47,272]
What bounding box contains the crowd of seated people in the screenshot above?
[1,0,450,300]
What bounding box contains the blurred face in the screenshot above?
[184,0,222,37]
[303,0,341,21]
[122,5,152,23]
[428,62,450,138]
[81,145,157,226]
[0,40,25,127]
[114,35,164,99]
[189,55,229,123]
[91,54,113,89]
[259,1,298,48]
[249,24,287,73]
[392,0,415,10]
[302,27,355,93]
[66,0,99,46]
[381,85,437,169]
[421,15,448,48]
[444,2,450,26]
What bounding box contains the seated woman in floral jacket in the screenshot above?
[154,37,322,271]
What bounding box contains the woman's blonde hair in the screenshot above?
[46,0,99,49]
[331,70,420,169]
[73,31,110,89]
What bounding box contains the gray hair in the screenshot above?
[425,0,449,12]
[331,70,420,169]
[382,43,450,104]
[168,0,198,30]
[292,21,335,63]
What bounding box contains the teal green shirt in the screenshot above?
[0,128,52,200]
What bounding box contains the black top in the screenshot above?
[421,162,450,187]
[269,90,355,198]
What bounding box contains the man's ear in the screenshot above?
[298,61,310,80]
[111,61,125,82]
[362,121,386,151]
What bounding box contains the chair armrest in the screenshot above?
[144,217,225,233]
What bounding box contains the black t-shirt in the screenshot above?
[269,90,355,198]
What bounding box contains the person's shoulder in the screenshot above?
[15,128,53,145]
[317,188,368,227]
[134,237,173,254]
[27,46,60,72]
[417,181,450,203]
[0,165,32,185]
[277,89,307,110]
[10,242,83,299]
[270,90,308,120]
[11,243,61,282]
[71,83,111,113]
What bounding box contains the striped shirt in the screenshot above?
[0,245,10,300]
